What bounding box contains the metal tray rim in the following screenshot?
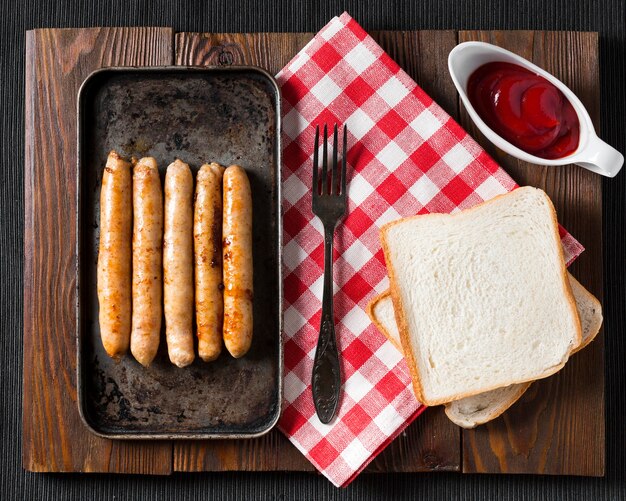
[76,65,283,440]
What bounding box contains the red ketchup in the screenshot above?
[467,62,579,159]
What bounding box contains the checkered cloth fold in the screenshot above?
[276,12,583,487]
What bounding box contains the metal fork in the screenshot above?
[311,123,347,424]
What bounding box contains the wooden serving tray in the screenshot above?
[23,28,603,476]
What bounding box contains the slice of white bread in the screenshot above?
[366,273,602,428]
[444,273,601,428]
[379,187,582,406]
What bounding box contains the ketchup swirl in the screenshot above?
[467,62,579,159]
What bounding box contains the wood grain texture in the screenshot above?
[458,31,604,476]
[23,27,603,477]
[23,27,174,474]
[175,32,314,73]
[8,0,626,498]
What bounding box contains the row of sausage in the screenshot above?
[97,151,253,368]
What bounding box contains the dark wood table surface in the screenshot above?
[3,0,625,499]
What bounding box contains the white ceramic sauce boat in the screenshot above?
[448,41,623,178]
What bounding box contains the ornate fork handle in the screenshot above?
[312,224,341,424]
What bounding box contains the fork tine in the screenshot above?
[312,125,319,195]
[321,124,328,194]
[331,124,338,194]
[341,124,347,196]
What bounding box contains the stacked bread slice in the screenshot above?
[367,187,602,428]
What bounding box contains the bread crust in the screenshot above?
[568,273,603,353]
[379,187,583,406]
[444,382,532,429]
[366,292,402,351]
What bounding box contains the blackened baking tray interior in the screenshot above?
[76,67,282,439]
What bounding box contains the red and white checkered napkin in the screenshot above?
[276,12,584,487]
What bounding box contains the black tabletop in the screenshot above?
[3,0,625,499]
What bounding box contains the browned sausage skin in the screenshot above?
[163,159,195,367]
[97,151,133,359]
[222,165,253,358]
[194,163,226,362]
[130,157,163,366]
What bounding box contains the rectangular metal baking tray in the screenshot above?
[76,66,282,439]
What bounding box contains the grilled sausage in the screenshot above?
[194,163,226,362]
[130,157,163,366]
[97,151,132,359]
[222,165,253,358]
[163,159,195,367]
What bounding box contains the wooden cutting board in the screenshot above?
[23,27,603,476]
